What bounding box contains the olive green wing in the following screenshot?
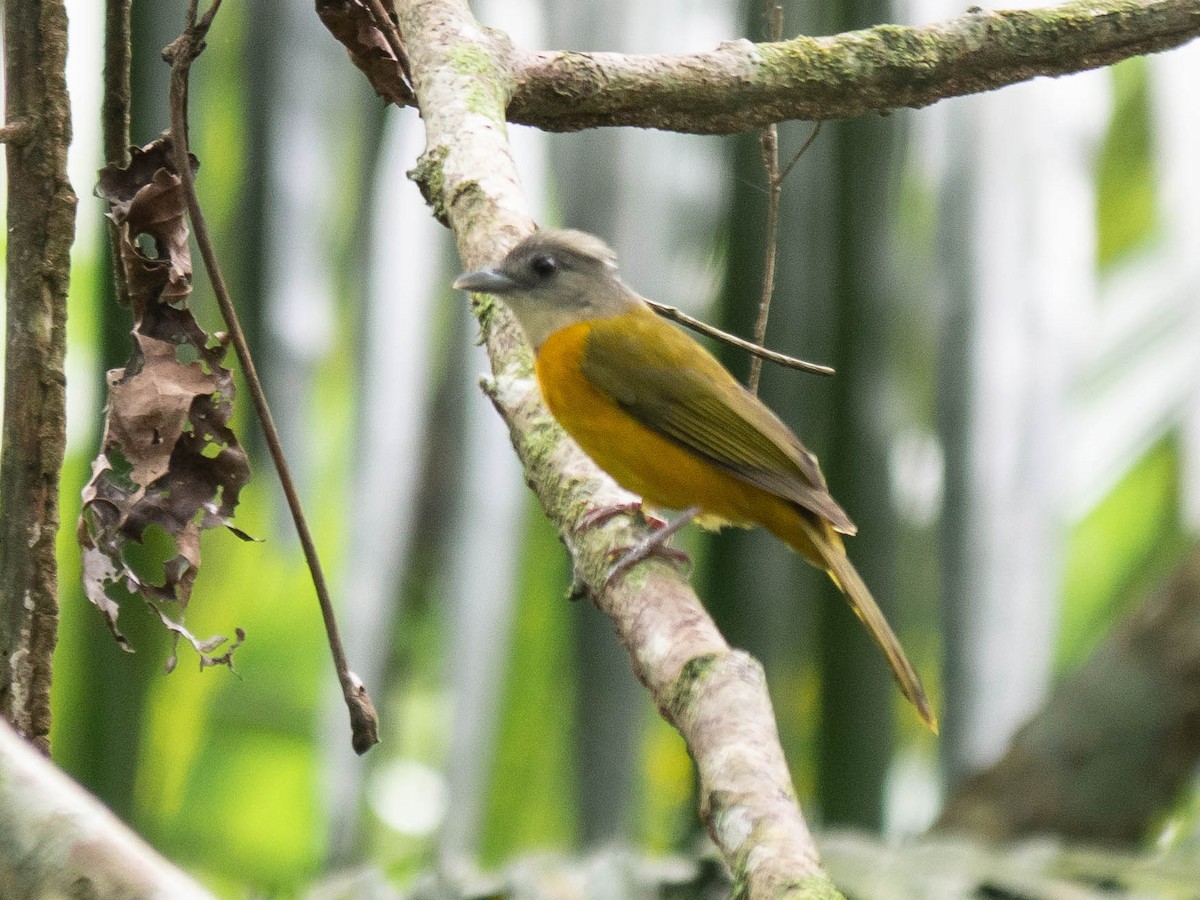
[582,311,856,534]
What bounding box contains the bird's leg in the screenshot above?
[605,505,700,587]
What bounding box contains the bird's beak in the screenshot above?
[453,267,518,294]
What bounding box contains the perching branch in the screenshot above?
[394,0,837,894]
[324,0,1200,133]
[164,1,379,754]
[0,0,76,753]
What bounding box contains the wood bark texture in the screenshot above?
[329,0,1200,132]
[393,0,840,895]
[0,718,213,898]
[0,0,76,753]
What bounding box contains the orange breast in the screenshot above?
[534,321,799,537]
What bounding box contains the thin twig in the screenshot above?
[748,1,786,395]
[102,0,131,165]
[103,0,132,307]
[781,121,822,183]
[749,126,780,392]
[164,0,379,754]
[646,300,834,377]
[747,7,826,390]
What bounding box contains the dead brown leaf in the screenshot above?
[82,135,251,668]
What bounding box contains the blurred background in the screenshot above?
[15,0,1200,894]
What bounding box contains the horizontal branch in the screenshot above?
[504,0,1200,133]
[324,0,1200,134]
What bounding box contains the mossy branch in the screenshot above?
[328,0,1200,133]
[329,0,1200,892]
[509,0,1200,132]
[392,0,840,893]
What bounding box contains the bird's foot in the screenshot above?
[574,500,667,533]
[603,506,700,588]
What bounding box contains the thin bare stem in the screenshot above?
[102,0,131,164]
[748,2,785,394]
[646,300,834,377]
[781,121,822,183]
[103,0,132,306]
[164,0,379,754]
[749,136,780,391]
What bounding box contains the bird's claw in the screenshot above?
[572,505,700,591]
[604,538,692,588]
[574,501,667,533]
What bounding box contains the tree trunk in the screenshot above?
[0,0,76,753]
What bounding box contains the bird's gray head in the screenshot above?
[453,229,639,350]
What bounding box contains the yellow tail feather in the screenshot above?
[794,517,938,733]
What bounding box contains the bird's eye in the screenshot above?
[530,255,558,278]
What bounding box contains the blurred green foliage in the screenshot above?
[1096,58,1156,270]
[26,1,1196,897]
[1058,437,1188,672]
[481,500,578,863]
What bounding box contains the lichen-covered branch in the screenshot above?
[393,0,838,894]
[509,0,1200,133]
[325,0,1200,134]
[0,0,76,753]
[0,718,213,898]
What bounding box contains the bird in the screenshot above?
[454,228,935,731]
